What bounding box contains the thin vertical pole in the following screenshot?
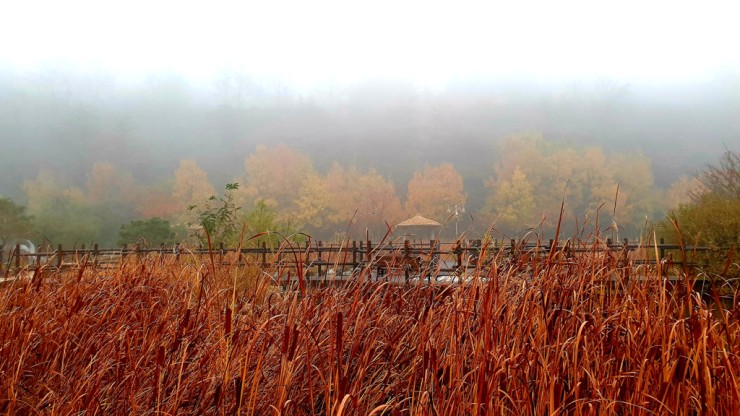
[57,244,63,268]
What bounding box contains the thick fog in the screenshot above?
[1,1,738,244]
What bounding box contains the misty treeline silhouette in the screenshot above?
[0,69,737,245]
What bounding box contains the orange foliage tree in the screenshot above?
[404,163,467,222]
[86,162,139,207]
[136,184,182,220]
[324,163,403,239]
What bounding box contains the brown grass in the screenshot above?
[1,240,738,415]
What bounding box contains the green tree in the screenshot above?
[691,150,740,201]
[0,197,35,246]
[118,217,184,247]
[667,193,740,249]
[663,150,740,249]
[244,200,303,248]
[23,171,104,246]
[187,183,242,247]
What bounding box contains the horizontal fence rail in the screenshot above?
[1,238,716,279]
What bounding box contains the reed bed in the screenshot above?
[0,240,738,415]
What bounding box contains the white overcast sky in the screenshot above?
[1,0,738,88]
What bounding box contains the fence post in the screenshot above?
[352,241,358,268]
[316,240,322,261]
[261,242,267,267]
[659,237,665,259]
[455,242,462,270]
[316,241,323,280]
[366,240,372,263]
[219,242,224,265]
[404,239,411,282]
[57,244,63,268]
[429,239,437,268]
[14,243,21,270]
[473,239,481,266]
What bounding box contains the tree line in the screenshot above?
[2,136,735,249]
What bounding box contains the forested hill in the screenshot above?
[0,68,737,244]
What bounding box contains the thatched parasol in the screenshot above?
[395,214,442,241]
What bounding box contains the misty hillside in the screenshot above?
[1,66,738,245]
[2,69,737,195]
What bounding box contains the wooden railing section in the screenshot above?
[1,238,713,279]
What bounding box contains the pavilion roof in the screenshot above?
[395,214,442,227]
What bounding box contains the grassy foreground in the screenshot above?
[1,243,738,415]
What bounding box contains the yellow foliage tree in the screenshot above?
[243,144,314,211]
[485,166,535,229]
[292,172,332,229]
[485,133,658,236]
[172,160,215,224]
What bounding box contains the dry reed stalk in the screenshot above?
[0,238,737,415]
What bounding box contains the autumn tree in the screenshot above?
[292,173,332,230]
[666,175,705,209]
[324,163,403,239]
[136,183,182,219]
[242,145,314,211]
[354,169,404,234]
[84,162,144,242]
[86,162,139,206]
[172,159,215,224]
[484,166,535,229]
[405,163,467,222]
[484,133,658,236]
[324,163,361,226]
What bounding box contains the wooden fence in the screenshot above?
[1,237,712,280]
